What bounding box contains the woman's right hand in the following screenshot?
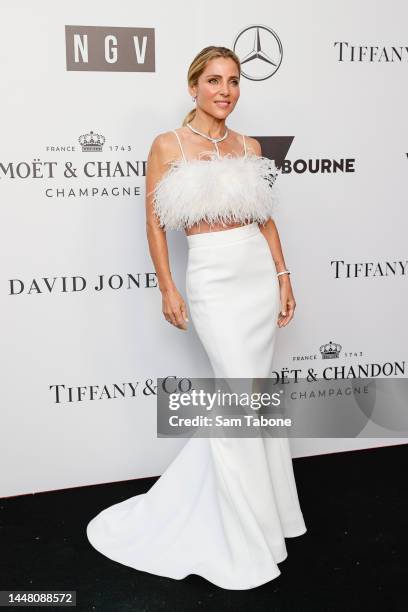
[161,285,189,331]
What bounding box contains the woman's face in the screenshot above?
[190,57,241,118]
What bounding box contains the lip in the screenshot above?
[214,101,230,106]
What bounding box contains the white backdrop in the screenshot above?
[1,0,407,497]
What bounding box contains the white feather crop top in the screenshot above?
[150,130,281,231]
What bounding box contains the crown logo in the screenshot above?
[78,130,105,152]
[319,340,342,359]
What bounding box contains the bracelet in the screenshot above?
[277,270,290,277]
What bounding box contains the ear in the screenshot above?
[188,85,197,98]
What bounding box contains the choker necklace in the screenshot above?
[186,122,229,158]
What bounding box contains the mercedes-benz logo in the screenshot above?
[232,25,283,81]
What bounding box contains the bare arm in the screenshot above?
[247,136,296,328]
[145,134,176,292]
[145,134,189,330]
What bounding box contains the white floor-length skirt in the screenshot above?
[86,222,307,590]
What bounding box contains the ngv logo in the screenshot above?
[65,25,155,72]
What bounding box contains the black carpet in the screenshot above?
[1,443,407,612]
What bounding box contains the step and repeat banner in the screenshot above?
[1,0,407,497]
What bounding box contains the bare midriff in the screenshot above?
[184,220,250,236]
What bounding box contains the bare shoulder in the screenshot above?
[230,129,262,156]
[149,130,179,161]
[245,135,262,156]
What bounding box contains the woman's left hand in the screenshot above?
[277,277,296,327]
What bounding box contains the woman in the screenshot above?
[87,46,307,590]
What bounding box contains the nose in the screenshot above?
[219,85,230,97]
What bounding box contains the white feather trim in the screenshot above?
[149,152,281,231]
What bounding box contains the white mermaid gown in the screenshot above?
[86,131,307,590]
[86,222,307,590]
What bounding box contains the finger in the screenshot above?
[180,303,189,323]
[177,304,189,329]
[173,310,188,330]
[279,306,287,318]
[279,299,295,319]
[279,308,294,327]
[278,310,290,326]
[176,322,188,331]
[280,298,288,316]
[165,311,177,326]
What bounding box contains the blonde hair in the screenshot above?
[182,46,241,127]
